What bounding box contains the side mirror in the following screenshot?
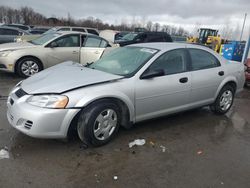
[50,41,58,48]
[140,69,165,79]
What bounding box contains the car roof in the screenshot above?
[130,42,215,52]
[56,31,96,36]
[0,26,28,33]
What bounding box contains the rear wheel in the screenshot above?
[17,57,43,78]
[210,85,235,115]
[77,101,121,147]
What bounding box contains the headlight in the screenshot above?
[0,50,14,57]
[27,95,69,109]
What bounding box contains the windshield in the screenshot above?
[120,33,138,41]
[90,47,158,76]
[30,33,60,45]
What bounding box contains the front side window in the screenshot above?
[90,47,158,76]
[148,49,187,75]
[53,35,80,47]
[189,49,220,71]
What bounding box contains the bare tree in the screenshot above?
[153,22,160,32]
[146,21,153,31]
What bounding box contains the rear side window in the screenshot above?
[84,37,101,47]
[189,49,220,71]
[2,28,19,35]
[58,28,70,31]
[72,28,86,33]
[86,29,99,36]
[149,49,187,75]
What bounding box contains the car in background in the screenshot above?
[44,26,99,36]
[3,24,31,31]
[0,31,110,77]
[29,27,51,34]
[99,30,129,44]
[245,58,250,86]
[16,26,99,42]
[115,32,173,46]
[6,43,245,146]
[0,26,30,44]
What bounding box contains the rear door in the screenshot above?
[188,48,224,106]
[45,34,80,67]
[80,35,108,64]
[135,48,191,121]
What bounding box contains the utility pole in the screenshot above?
[239,13,247,41]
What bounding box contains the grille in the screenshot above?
[9,113,14,121]
[24,120,33,130]
[15,88,27,98]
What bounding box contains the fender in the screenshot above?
[74,90,135,122]
[214,76,238,99]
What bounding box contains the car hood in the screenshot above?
[0,41,36,51]
[21,61,123,94]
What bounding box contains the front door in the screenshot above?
[45,34,80,67]
[135,49,191,121]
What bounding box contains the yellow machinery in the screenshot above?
[187,28,224,53]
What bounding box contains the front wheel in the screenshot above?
[77,101,121,147]
[210,85,235,115]
[16,57,43,78]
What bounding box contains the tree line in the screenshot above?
[0,5,189,36]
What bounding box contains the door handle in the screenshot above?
[179,77,188,83]
[72,51,79,54]
[94,51,100,54]
[218,71,224,76]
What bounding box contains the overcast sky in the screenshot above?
[1,0,250,39]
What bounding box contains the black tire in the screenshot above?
[210,84,235,115]
[77,101,121,147]
[16,57,43,78]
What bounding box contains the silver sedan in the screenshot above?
[7,43,245,146]
[0,31,109,77]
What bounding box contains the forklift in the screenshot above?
[187,28,224,53]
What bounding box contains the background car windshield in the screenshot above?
[43,27,58,35]
[30,33,60,45]
[120,33,138,41]
[90,47,158,76]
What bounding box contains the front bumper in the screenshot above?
[0,56,16,72]
[7,87,80,139]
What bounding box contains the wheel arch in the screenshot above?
[67,96,134,139]
[215,77,237,99]
[15,55,44,74]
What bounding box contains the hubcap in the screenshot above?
[219,90,233,111]
[21,60,39,76]
[93,109,117,141]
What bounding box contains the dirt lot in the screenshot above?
[0,72,250,188]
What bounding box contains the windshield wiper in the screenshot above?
[84,62,94,67]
